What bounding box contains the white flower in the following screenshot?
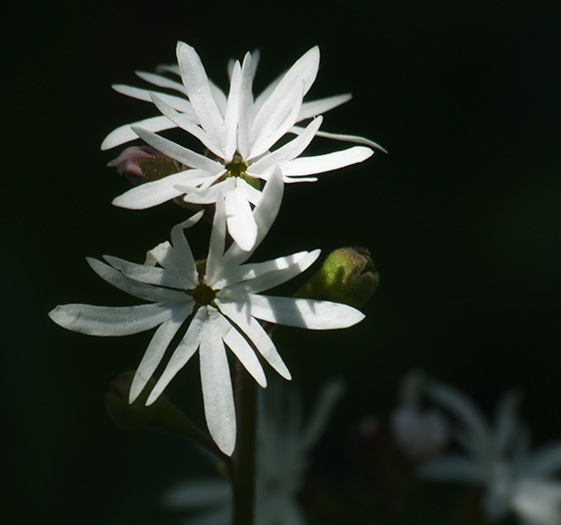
[164,380,344,525]
[391,371,448,461]
[101,42,382,250]
[420,380,561,525]
[49,169,364,456]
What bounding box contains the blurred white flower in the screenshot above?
[391,371,448,461]
[420,380,561,525]
[164,380,344,524]
[102,42,381,250]
[49,170,364,456]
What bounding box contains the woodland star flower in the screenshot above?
[164,380,344,525]
[49,169,364,456]
[420,380,561,525]
[101,42,382,250]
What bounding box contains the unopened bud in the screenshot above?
[298,248,379,307]
[108,146,180,185]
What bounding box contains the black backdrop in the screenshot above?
[6,0,561,523]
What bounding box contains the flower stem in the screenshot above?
[231,360,257,525]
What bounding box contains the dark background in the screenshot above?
[7,0,561,523]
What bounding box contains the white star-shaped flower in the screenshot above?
[101,42,383,250]
[163,380,344,525]
[49,169,364,456]
[420,380,561,525]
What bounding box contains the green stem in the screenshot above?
[231,360,258,525]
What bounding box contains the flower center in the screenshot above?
[223,157,260,190]
[186,279,216,306]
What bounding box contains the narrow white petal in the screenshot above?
[103,255,192,289]
[135,70,187,94]
[131,126,224,172]
[223,325,267,387]
[178,176,232,205]
[49,303,170,336]
[234,178,263,206]
[145,307,207,405]
[198,307,237,456]
[220,250,320,295]
[217,300,291,379]
[237,53,255,160]
[525,445,561,477]
[156,63,180,75]
[297,93,352,120]
[223,60,243,161]
[283,176,319,183]
[112,84,195,115]
[291,126,388,152]
[249,117,322,174]
[86,258,187,303]
[221,167,284,268]
[129,306,192,402]
[426,381,489,457]
[176,42,225,150]
[111,170,207,210]
[282,146,374,176]
[169,217,202,286]
[101,116,177,151]
[205,190,229,286]
[150,93,224,156]
[225,186,258,252]
[247,295,365,329]
[249,80,304,159]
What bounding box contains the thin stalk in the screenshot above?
[231,361,258,525]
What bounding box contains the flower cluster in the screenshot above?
[419,379,561,525]
[50,43,379,455]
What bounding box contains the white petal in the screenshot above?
[111,84,196,115]
[87,258,187,303]
[217,300,291,380]
[225,185,258,252]
[111,170,204,210]
[176,42,225,150]
[149,93,223,156]
[297,93,352,120]
[249,117,323,174]
[292,127,388,152]
[223,325,267,387]
[101,115,177,151]
[178,176,233,205]
[198,307,237,456]
[103,255,192,289]
[129,306,192,402]
[49,303,170,336]
[221,167,284,268]
[169,217,202,286]
[525,444,561,477]
[220,250,320,295]
[223,60,243,161]
[247,295,365,329]
[205,190,229,286]
[145,307,207,405]
[135,70,187,94]
[426,381,489,458]
[249,80,304,159]
[282,146,374,176]
[236,53,255,160]
[131,126,224,172]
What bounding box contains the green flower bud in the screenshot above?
[298,248,379,307]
